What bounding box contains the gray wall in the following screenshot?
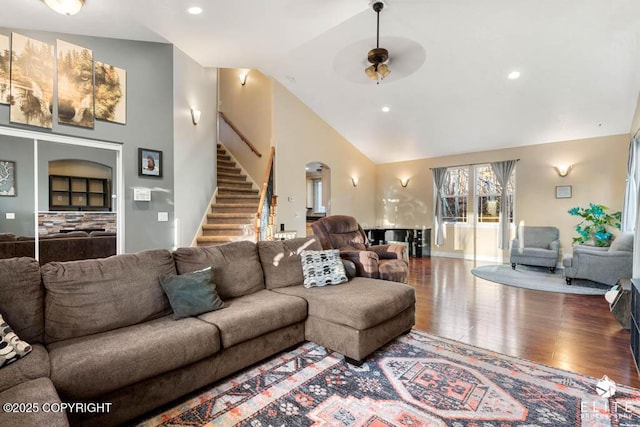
[0,28,175,252]
[172,47,217,247]
[0,135,34,237]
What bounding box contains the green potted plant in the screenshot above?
[568,203,621,247]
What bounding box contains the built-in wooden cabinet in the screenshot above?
[49,175,110,211]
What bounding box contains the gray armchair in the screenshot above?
[510,226,560,272]
[563,231,633,286]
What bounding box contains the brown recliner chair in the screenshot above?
[310,215,409,283]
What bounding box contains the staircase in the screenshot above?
[196,144,260,246]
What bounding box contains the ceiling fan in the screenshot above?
[365,1,390,82]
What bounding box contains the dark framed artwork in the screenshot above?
[57,39,94,128]
[0,160,16,196]
[555,185,572,199]
[139,148,162,178]
[10,32,54,128]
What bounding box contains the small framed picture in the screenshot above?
[138,148,162,178]
[0,160,16,196]
[556,185,572,199]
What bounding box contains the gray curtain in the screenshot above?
[622,137,638,232]
[490,160,517,249]
[432,167,447,246]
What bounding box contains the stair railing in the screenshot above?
[255,147,276,241]
[218,112,262,158]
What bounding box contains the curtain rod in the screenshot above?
[429,158,520,170]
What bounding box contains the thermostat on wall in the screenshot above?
[133,187,151,201]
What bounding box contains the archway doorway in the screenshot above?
[305,162,330,236]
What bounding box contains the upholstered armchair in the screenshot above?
[510,226,560,272]
[563,231,634,286]
[310,215,409,283]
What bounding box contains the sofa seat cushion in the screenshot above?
[0,378,69,427]
[47,315,220,399]
[197,290,307,348]
[273,277,415,330]
[0,344,49,393]
[511,247,557,260]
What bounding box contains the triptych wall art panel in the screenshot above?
[0,34,9,105]
[57,39,94,128]
[95,62,126,124]
[2,32,127,129]
[9,32,54,129]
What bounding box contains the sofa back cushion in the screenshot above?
[610,231,634,252]
[258,237,322,289]
[520,226,559,249]
[0,258,44,343]
[42,249,175,343]
[173,240,264,299]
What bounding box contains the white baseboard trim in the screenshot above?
[431,250,563,269]
[430,250,507,263]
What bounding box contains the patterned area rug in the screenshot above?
[137,330,640,426]
[471,264,610,295]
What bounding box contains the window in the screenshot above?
[313,179,326,213]
[440,167,469,223]
[475,165,515,223]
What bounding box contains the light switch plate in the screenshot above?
[158,212,169,222]
[5,213,15,219]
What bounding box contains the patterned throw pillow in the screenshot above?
[300,249,348,288]
[0,314,32,368]
[160,267,226,319]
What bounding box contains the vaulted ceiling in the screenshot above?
[3,0,640,163]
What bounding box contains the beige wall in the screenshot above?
[376,134,629,261]
[273,81,376,236]
[218,69,376,237]
[217,68,272,184]
[631,91,640,135]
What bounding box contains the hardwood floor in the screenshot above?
[408,256,640,388]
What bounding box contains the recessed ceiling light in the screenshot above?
[382,106,390,112]
[507,71,520,80]
[187,6,203,15]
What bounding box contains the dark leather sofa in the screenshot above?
[0,231,116,264]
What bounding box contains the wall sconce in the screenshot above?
[239,72,248,86]
[351,176,359,187]
[554,165,572,177]
[400,178,410,188]
[190,108,201,125]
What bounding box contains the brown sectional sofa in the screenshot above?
[0,231,117,265]
[0,236,415,426]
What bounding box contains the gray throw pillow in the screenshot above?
[160,267,225,319]
[300,249,348,288]
[0,314,32,368]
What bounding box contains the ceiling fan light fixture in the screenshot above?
[364,1,390,83]
[42,0,85,16]
[377,63,390,78]
[365,65,378,80]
